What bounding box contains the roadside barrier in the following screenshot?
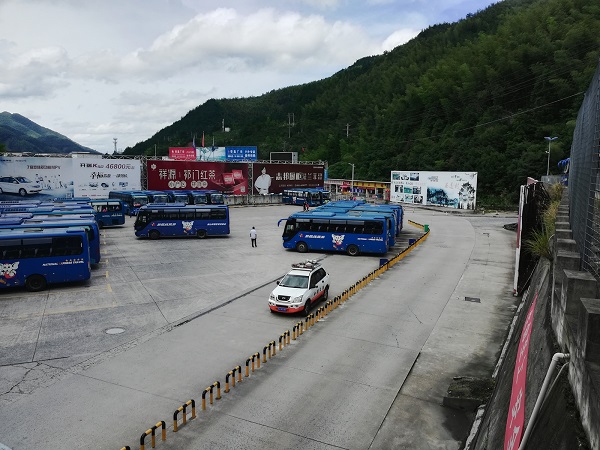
[125,222,429,449]
[225,366,242,392]
[140,421,165,450]
[173,400,195,432]
[201,382,221,410]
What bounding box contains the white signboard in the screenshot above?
[0,156,142,200]
[390,171,478,209]
[0,157,74,200]
[73,158,141,198]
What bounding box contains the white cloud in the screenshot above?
[0,0,499,152]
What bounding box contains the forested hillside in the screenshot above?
[126,0,600,206]
[0,112,99,155]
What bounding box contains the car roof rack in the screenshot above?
[291,259,320,270]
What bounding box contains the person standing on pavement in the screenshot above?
[250,226,257,247]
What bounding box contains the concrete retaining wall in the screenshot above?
[472,189,599,449]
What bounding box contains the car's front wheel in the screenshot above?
[303,299,311,316]
[18,188,27,196]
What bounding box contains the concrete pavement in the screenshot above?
[0,205,518,449]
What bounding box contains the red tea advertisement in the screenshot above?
[147,161,249,194]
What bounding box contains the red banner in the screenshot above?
[147,160,248,194]
[504,291,538,450]
[251,163,324,195]
[169,147,196,161]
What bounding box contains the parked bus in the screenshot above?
[0,205,94,217]
[312,206,396,247]
[187,190,225,205]
[108,191,149,215]
[134,204,230,239]
[282,188,330,207]
[279,211,390,256]
[144,190,170,204]
[0,216,102,264]
[319,200,404,236]
[54,197,126,228]
[164,190,191,204]
[0,227,92,291]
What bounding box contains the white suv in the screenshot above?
[269,260,330,315]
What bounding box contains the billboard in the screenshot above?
[169,147,196,160]
[226,146,257,161]
[147,160,249,195]
[0,156,142,200]
[251,163,325,195]
[390,171,477,209]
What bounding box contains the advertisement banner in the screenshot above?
[73,159,141,198]
[390,171,477,209]
[0,156,74,200]
[226,146,257,161]
[196,146,226,161]
[251,163,325,195]
[146,160,249,195]
[169,147,196,161]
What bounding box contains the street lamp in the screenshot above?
[544,136,558,176]
[348,163,355,198]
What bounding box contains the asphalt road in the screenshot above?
[0,205,518,449]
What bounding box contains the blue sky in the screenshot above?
[0,0,500,153]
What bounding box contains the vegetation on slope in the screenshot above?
[126,0,600,206]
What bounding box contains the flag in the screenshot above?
[202,132,205,147]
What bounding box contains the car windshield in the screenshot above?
[15,177,33,183]
[279,274,309,288]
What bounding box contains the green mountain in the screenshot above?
[125,0,600,206]
[0,112,99,155]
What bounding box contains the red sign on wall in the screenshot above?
[169,147,197,161]
[251,163,324,195]
[504,291,538,450]
[147,161,248,194]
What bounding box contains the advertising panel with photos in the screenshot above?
[250,163,325,195]
[147,160,250,195]
[390,171,478,209]
[0,156,142,200]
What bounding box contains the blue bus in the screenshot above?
[282,188,330,207]
[313,206,396,248]
[134,204,230,239]
[0,227,92,291]
[54,197,126,228]
[164,190,191,204]
[280,211,390,256]
[87,199,125,228]
[0,216,102,264]
[144,190,170,204]
[318,200,403,236]
[186,190,225,205]
[108,191,149,215]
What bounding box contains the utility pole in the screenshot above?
[288,113,295,138]
[113,138,117,154]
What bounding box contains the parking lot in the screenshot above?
[0,204,410,376]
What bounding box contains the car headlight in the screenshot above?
[291,295,303,303]
[269,293,276,301]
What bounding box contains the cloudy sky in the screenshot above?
[0,0,498,153]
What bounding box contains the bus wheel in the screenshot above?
[296,242,308,253]
[25,274,47,292]
[197,230,207,239]
[149,230,160,240]
[346,244,359,256]
[97,221,105,229]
